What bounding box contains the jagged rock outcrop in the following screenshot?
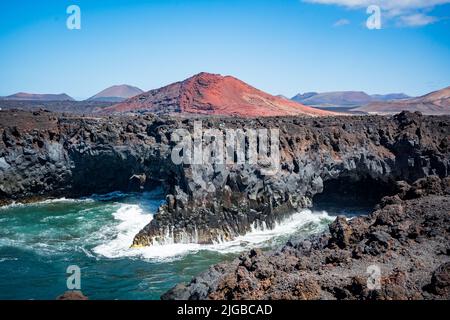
[162,176,450,300]
[132,111,449,246]
[2,109,448,301]
[0,110,175,204]
[1,110,449,249]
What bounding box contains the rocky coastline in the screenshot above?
[162,175,450,300]
[1,109,449,300]
[1,110,449,245]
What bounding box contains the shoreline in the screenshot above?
[1,109,449,299]
[163,176,450,300]
[1,110,449,245]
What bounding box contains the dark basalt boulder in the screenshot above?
[427,262,450,296]
[328,216,353,249]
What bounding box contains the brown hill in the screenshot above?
[87,85,144,102]
[3,92,74,101]
[102,73,336,117]
[355,86,450,115]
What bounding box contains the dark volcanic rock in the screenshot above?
[1,110,449,247]
[1,109,449,300]
[0,110,174,204]
[132,111,450,246]
[427,262,450,296]
[328,216,353,249]
[163,176,450,300]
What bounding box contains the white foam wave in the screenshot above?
[93,204,153,258]
[0,201,26,210]
[0,189,165,212]
[0,257,18,263]
[0,197,94,211]
[93,204,336,261]
[210,209,334,252]
[38,197,95,205]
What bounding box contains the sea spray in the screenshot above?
[0,192,338,299]
[93,204,153,258]
[93,203,336,261]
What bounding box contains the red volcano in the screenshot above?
[102,73,336,117]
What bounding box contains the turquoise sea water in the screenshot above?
[0,190,337,300]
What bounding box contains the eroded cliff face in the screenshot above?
[132,111,449,246]
[162,176,450,300]
[0,110,449,248]
[0,110,175,202]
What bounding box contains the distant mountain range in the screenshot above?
[370,93,411,101]
[355,86,450,115]
[103,72,335,117]
[1,79,448,116]
[0,100,115,114]
[2,92,75,101]
[0,85,144,103]
[87,85,144,102]
[291,91,410,108]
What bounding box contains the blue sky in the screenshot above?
[0,0,449,99]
